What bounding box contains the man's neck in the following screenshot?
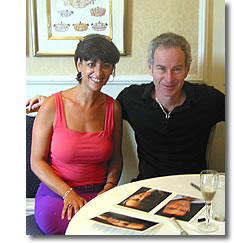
[153,90,186,112]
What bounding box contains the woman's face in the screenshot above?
[77,58,113,91]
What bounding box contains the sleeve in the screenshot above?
[197,84,225,124]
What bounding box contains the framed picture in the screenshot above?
[31,0,125,56]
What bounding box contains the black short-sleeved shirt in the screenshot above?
[117,81,225,180]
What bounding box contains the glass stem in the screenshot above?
[206,202,212,226]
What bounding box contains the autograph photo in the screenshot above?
[118,187,171,212]
[155,194,205,221]
[91,211,159,231]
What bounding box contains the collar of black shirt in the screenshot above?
[141,81,194,107]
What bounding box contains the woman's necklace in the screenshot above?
[155,97,178,119]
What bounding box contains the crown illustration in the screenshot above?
[73,21,89,31]
[53,22,70,32]
[58,9,74,17]
[90,7,106,17]
[91,21,108,31]
[64,0,96,8]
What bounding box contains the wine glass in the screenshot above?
[198,170,219,232]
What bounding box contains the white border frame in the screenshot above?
[188,0,208,82]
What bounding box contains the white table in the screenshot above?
[65,174,225,235]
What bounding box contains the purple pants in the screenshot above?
[34,183,103,235]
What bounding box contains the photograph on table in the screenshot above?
[117,187,171,212]
[155,194,205,221]
[91,211,159,231]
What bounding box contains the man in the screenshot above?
[156,195,205,221]
[162,196,201,216]
[116,32,225,180]
[27,32,225,181]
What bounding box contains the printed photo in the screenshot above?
[155,194,205,221]
[118,187,171,212]
[91,211,159,231]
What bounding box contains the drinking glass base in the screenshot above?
[198,222,218,233]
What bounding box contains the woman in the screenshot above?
[30,34,123,234]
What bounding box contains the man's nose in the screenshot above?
[165,70,174,83]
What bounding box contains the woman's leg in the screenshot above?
[34,183,101,235]
[35,183,70,235]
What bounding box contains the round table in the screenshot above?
[65,174,225,235]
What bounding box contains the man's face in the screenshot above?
[163,199,190,216]
[125,191,153,207]
[149,46,190,98]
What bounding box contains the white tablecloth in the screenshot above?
[65,174,225,235]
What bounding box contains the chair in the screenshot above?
[206,125,216,169]
[26,115,44,235]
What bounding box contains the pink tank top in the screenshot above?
[50,92,114,187]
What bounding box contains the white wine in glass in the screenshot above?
[198,170,219,232]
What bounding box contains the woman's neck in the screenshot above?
[63,85,105,109]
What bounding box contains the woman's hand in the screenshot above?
[97,182,115,196]
[61,190,87,221]
[26,95,47,113]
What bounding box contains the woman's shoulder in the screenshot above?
[37,94,57,117]
[33,94,57,127]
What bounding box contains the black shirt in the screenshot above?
[117,81,225,180]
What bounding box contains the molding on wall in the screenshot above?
[26,75,204,86]
[197,0,208,81]
[26,75,152,85]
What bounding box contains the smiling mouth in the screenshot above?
[90,77,102,83]
[163,84,177,89]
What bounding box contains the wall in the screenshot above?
[27,0,202,78]
[26,0,225,184]
[206,0,225,172]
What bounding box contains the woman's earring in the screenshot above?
[108,74,114,82]
[109,68,115,82]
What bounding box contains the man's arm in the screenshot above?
[26,95,47,113]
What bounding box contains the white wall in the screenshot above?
[207,0,225,172]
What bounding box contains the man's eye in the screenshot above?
[157,67,165,72]
[174,67,183,72]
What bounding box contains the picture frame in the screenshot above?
[31,0,125,56]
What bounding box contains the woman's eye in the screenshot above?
[103,63,112,69]
[87,62,95,67]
